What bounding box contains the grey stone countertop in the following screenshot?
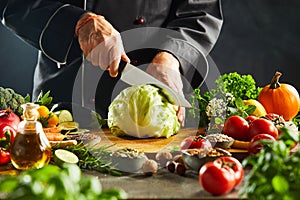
[83,163,248,200]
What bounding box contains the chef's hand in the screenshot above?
[146,51,185,126]
[76,13,130,77]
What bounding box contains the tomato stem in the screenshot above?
[269,71,282,89]
[219,160,235,169]
[194,135,206,141]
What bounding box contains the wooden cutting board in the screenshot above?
[93,128,199,153]
[92,128,248,160]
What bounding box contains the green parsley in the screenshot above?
[240,127,300,199]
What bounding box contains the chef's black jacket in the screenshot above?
[0,0,223,119]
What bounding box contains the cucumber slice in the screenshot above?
[54,149,79,167]
[57,110,73,123]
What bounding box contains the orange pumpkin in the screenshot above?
[258,71,300,121]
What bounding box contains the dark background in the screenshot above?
[0,0,299,97]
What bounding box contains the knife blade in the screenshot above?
[119,61,191,108]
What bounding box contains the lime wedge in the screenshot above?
[57,110,73,124]
[54,149,79,167]
[58,121,79,132]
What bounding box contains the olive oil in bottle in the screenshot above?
[10,103,52,170]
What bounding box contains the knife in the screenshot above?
[119,61,192,108]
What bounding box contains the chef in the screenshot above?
[0,0,223,123]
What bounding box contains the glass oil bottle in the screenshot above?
[10,103,52,170]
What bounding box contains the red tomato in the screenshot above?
[180,135,212,151]
[248,133,276,154]
[215,156,244,187]
[223,116,249,141]
[199,159,236,195]
[245,115,259,124]
[248,118,278,140]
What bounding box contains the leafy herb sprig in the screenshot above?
[34,90,53,108]
[53,143,122,176]
[240,127,300,199]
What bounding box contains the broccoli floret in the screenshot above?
[0,87,12,103]
[0,96,8,110]
[0,87,28,116]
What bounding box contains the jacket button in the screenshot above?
[135,17,145,25]
[131,60,138,65]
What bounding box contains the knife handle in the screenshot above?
[118,60,128,75]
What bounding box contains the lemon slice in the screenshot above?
[54,149,79,167]
[57,110,73,124]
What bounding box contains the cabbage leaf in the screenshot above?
[108,84,180,138]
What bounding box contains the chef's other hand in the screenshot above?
[146,51,185,126]
[76,13,130,77]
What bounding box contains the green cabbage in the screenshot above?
[108,84,180,138]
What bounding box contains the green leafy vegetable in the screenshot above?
[240,127,300,199]
[0,164,127,200]
[189,72,262,128]
[108,84,180,138]
[215,72,262,100]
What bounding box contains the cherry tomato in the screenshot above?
[248,118,278,140]
[216,156,244,187]
[223,116,249,141]
[199,158,236,195]
[180,135,212,151]
[248,133,276,154]
[245,115,259,124]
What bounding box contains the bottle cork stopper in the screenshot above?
[21,103,40,121]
